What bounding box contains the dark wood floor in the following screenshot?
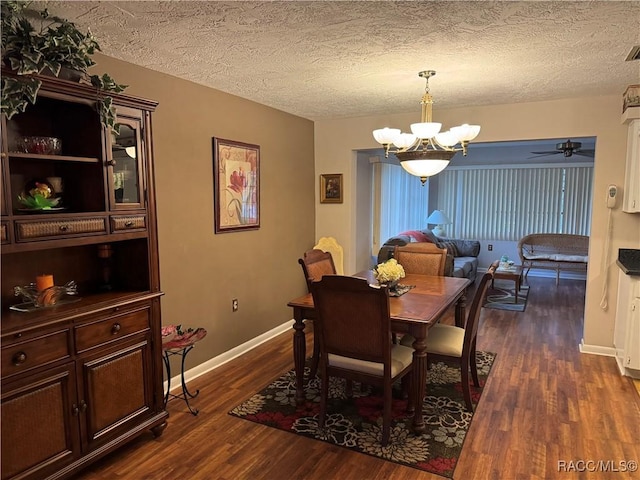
[74,276,640,480]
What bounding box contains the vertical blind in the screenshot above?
[436,165,593,241]
[376,162,429,246]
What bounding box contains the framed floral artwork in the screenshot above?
[320,173,343,203]
[212,137,260,233]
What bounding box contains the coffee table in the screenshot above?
[492,264,524,303]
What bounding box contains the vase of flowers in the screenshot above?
[373,258,405,290]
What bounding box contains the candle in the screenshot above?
[36,274,54,292]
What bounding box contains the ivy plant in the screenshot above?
[1,0,127,135]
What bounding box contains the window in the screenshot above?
[372,162,429,252]
[436,165,593,241]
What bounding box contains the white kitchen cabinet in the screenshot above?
[621,110,640,213]
[614,269,640,376]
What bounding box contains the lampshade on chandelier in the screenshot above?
[373,70,480,185]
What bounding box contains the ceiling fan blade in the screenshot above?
[530,150,562,155]
[573,150,595,157]
[527,153,559,159]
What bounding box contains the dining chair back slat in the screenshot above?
[298,249,337,290]
[393,243,447,276]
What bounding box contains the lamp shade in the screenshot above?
[426,210,451,226]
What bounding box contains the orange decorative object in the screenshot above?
[36,274,54,292]
[38,288,57,306]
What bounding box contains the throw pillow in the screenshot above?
[437,240,459,257]
[398,230,431,243]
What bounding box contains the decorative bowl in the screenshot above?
[14,281,78,307]
[18,136,62,155]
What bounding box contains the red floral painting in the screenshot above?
[213,138,260,233]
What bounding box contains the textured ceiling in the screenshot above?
[38,1,640,121]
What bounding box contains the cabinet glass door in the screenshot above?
[109,119,144,209]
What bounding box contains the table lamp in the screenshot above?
[427,210,451,237]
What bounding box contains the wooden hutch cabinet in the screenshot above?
[0,72,168,480]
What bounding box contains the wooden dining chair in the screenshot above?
[403,261,499,411]
[393,242,448,276]
[298,249,337,291]
[298,249,337,378]
[310,275,414,446]
[313,236,344,275]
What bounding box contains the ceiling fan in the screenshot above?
[529,139,595,159]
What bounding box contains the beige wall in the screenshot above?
[315,96,640,349]
[90,54,315,368]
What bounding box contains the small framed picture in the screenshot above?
[212,137,260,233]
[320,174,343,204]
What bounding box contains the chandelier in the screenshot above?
[372,70,480,184]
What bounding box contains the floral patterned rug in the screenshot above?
[229,352,495,478]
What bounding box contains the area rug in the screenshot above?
[229,352,495,478]
[483,279,530,312]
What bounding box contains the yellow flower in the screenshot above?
[373,258,405,283]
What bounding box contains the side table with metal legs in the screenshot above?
[161,326,207,415]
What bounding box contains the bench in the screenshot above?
[517,233,589,285]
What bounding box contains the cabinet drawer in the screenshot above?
[75,308,150,353]
[1,330,71,377]
[111,214,146,232]
[16,217,107,241]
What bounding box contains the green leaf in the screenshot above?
[1,77,41,119]
[1,0,126,133]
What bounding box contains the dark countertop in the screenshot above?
[617,249,640,276]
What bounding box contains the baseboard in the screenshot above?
[164,320,293,393]
[579,338,616,357]
[615,356,640,379]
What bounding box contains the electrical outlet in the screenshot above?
[488,244,493,251]
[232,298,238,312]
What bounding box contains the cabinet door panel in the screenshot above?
[1,363,80,480]
[109,115,145,210]
[80,336,153,449]
[1,221,8,244]
[625,297,640,369]
[622,119,640,213]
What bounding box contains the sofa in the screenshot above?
[377,229,481,281]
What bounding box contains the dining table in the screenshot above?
[287,270,471,434]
